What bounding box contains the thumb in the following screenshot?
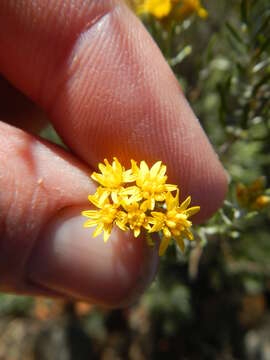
[0,123,158,306]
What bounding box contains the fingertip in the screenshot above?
[191,163,228,223]
[0,0,227,224]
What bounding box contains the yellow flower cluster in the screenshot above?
[136,0,172,19]
[135,0,208,20]
[82,158,200,256]
[236,177,270,211]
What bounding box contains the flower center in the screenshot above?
[141,179,164,196]
[128,210,146,228]
[101,205,117,224]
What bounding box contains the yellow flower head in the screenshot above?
[149,190,200,255]
[133,0,207,21]
[91,157,135,189]
[236,177,270,211]
[82,199,118,242]
[120,200,151,238]
[175,0,208,20]
[252,195,270,210]
[137,0,172,19]
[82,158,200,255]
[131,160,177,210]
[91,157,135,204]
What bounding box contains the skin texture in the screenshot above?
[0,0,227,306]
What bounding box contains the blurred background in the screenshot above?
[1,0,270,359]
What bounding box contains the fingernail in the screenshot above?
[27,206,159,306]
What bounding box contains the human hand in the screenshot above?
[0,0,227,307]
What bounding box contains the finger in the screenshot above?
[0,122,158,306]
[0,0,227,222]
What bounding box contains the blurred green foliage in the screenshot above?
[1,0,270,359]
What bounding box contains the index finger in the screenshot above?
[0,0,227,221]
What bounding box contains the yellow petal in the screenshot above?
[150,197,155,210]
[93,224,103,238]
[91,173,106,187]
[115,211,128,230]
[198,7,208,18]
[165,184,178,192]
[179,196,191,211]
[112,157,122,173]
[100,189,111,204]
[150,211,165,219]
[129,192,143,203]
[103,227,112,242]
[166,191,177,211]
[104,159,111,168]
[159,236,170,256]
[98,163,107,174]
[134,228,141,238]
[158,165,167,177]
[83,220,97,227]
[143,221,152,231]
[137,0,172,19]
[123,169,136,182]
[148,216,164,232]
[150,161,162,177]
[183,229,194,241]
[175,237,185,252]
[131,159,139,175]
[140,199,150,212]
[149,224,162,233]
[173,189,180,207]
[121,186,140,195]
[177,217,192,228]
[140,161,149,177]
[172,228,181,237]
[88,195,99,208]
[88,189,110,207]
[115,219,128,231]
[166,220,176,229]
[111,191,119,204]
[81,210,100,218]
[163,226,171,238]
[184,206,200,217]
[155,194,166,201]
